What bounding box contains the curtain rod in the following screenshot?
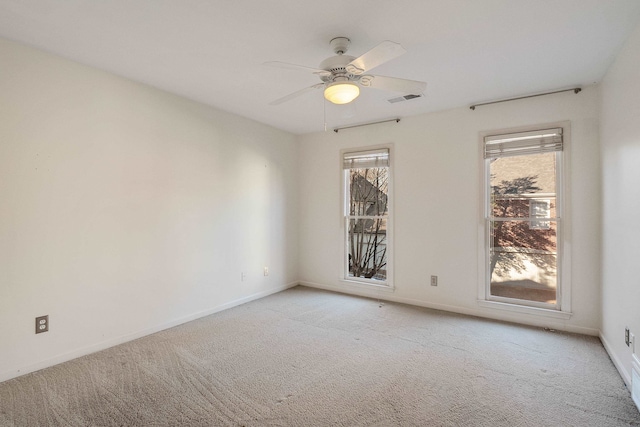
[333,118,400,133]
[470,88,582,110]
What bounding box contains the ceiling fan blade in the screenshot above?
[345,41,406,75]
[263,61,331,77]
[359,75,426,95]
[269,83,324,106]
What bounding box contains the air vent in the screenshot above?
[387,94,423,104]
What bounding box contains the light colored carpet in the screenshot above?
[1,286,639,426]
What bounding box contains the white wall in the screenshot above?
[0,38,298,382]
[299,86,601,335]
[600,21,640,385]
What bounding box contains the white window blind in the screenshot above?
[343,149,389,169]
[484,128,563,159]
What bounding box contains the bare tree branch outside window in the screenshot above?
[347,167,388,281]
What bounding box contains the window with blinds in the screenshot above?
[343,148,391,285]
[484,127,563,309]
[343,149,390,169]
[484,128,563,158]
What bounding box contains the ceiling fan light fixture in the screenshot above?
[324,82,360,104]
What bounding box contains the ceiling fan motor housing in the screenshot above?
[319,55,357,82]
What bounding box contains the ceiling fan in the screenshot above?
[265,37,427,106]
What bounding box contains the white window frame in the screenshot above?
[340,145,394,289]
[477,122,572,319]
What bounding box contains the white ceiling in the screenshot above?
[1,1,640,135]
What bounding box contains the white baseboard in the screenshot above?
[0,281,297,384]
[299,281,599,336]
[600,332,631,387]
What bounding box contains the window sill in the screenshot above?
[340,279,395,292]
[477,299,572,320]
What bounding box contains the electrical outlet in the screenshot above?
[35,315,48,334]
[430,275,438,286]
[626,327,631,346]
[264,266,269,276]
[241,272,247,282]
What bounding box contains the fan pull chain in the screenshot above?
[323,98,327,132]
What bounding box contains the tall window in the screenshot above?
[343,148,391,285]
[484,128,562,309]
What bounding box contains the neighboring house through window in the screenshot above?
[530,199,551,230]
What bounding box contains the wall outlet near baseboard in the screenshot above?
[35,315,48,334]
[626,327,631,346]
[264,266,269,276]
[430,275,438,286]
